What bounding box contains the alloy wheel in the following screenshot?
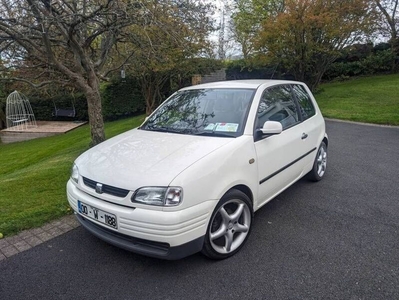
[209,199,251,254]
[317,145,327,177]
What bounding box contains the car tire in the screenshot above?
[202,189,253,260]
[307,141,327,182]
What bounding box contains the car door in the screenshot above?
[291,83,323,169]
[254,84,315,209]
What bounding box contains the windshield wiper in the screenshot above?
[144,126,188,134]
[193,131,235,138]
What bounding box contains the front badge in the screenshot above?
[95,183,103,194]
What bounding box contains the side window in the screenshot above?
[292,85,316,120]
[257,85,300,130]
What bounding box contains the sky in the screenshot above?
[205,0,242,58]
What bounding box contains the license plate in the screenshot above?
[78,200,117,229]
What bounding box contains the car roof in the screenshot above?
[179,79,303,90]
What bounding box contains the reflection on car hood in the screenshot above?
[76,128,234,190]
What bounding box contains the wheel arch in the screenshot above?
[227,184,254,210]
[323,133,329,148]
[202,185,254,259]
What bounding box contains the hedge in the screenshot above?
[101,77,145,121]
[28,93,88,121]
[225,59,282,80]
[0,77,146,124]
[323,49,396,80]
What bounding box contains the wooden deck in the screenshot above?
[0,121,87,144]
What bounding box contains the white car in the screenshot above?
[67,80,328,260]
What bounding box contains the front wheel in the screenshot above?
[202,189,253,260]
[307,141,327,181]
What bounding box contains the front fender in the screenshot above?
[168,136,258,211]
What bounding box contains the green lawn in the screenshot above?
[0,115,145,237]
[1,74,398,238]
[316,74,399,125]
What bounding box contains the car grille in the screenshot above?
[82,177,130,198]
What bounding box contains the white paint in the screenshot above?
[67,80,327,255]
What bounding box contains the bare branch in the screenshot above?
[0,77,67,88]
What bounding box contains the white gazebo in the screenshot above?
[5,90,37,131]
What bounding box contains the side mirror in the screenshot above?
[256,121,283,139]
[261,121,283,135]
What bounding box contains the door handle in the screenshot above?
[301,133,308,140]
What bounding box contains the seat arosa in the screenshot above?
[67,80,328,260]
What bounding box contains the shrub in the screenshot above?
[101,77,145,121]
[324,49,396,80]
[3,78,145,123]
[225,59,281,80]
[27,93,88,121]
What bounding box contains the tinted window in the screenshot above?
[292,85,316,120]
[257,85,299,130]
[141,89,255,137]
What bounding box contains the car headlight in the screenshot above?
[71,163,79,184]
[132,187,183,206]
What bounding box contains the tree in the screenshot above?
[235,0,374,89]
[375,0,399,42]
[374,0,399,70]
[0,0,150,146]
[233,0,376,90]
[232,0,285,58]
[123,1,216,114]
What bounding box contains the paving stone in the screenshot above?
[63,217,77,225]
[63,215,75,222]
[47,227,64,237]
[41,223,55,231]
[0,239,11,249]
[4,236,21,245]
[30,228,44,235]
[68,219,80,228]
[37,232,52,242]
[1,214,82,260]
[58,223,73,233]
[13,240,31,252]
[71,222,80,229]
[51,220,63,227]
[25,236,43,247]
[2,245,19,258]
[65,217,80,227]
[17,230,33,240]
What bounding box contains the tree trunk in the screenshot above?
[144,84,155,115]
[0,108,5,130]
[84,76,105,147]
[141,73,169,115]
[142,76,157,115]
[86,89,105,147]
[391,37,398,72]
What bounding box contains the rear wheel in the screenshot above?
[307,141,327,181]
[202,189,253,260]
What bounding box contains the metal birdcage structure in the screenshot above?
[5,91,37,131]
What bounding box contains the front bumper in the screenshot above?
[67,180,216,259]
[76,214,204,260]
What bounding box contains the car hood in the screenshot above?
[76,128,234,190]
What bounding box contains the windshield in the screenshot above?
[140,88,255,137]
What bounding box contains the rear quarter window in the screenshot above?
[292,85,316,120]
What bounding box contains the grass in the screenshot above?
[1,74,398,237]
[0,115,145,237]
[316,74,399,125]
